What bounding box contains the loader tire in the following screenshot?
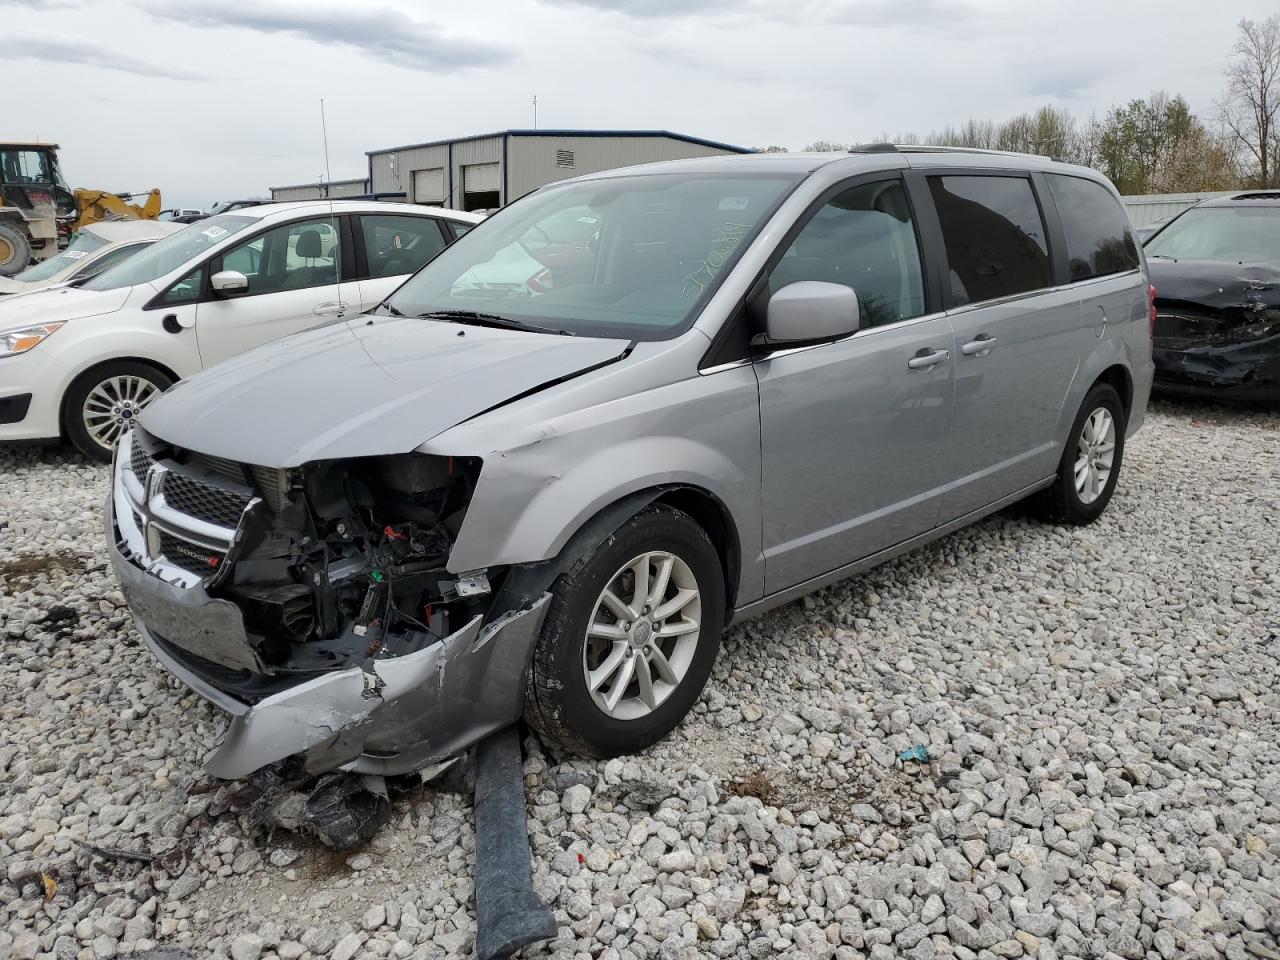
[0,222,32,277]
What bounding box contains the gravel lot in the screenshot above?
[2,398,1278,960]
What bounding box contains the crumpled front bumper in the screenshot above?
[1153,336,1280,402]
[106,494,550,779]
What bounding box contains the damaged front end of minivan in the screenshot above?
[106,426,550,780]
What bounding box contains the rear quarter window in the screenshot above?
[1045,174,1140,281]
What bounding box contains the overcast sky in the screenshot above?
[6,0,1275,208]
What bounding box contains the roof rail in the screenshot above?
[1227,189,1280,200]
[889,144,1055,159]
[848,143,900,154]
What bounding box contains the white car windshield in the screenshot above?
[384,173,799,339]
[83,215,257,291]
[13,231,108,283]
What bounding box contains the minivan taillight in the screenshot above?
[1148,284,1157,337]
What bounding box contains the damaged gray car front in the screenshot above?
[108,426,556,778]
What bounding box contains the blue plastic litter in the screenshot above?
[898,745,930,763]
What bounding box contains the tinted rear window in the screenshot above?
[929,175,1051,305]
[1046,174,1140,281]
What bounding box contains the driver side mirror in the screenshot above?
[210,269,248,295]
[762,281,860,346]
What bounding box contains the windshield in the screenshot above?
[385,173,799,339]
[1145,206,1280,264]
[13,231,108,282]
[83,215,256,291]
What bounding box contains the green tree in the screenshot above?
[1097,92,1205,193]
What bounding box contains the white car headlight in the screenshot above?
[0,322,64,359]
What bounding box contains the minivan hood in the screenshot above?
[0,285,130,326]
[141,316,630,467]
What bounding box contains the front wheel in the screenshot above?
[1033,382,1126,525]
[524,504,725,758]
[64,360,174,462]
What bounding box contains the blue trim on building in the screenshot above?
[367,129,751,157]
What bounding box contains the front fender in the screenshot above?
[428,364,765,604]
[57,326,201,385]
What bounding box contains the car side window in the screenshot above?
[1045,174,1140,281]
[445,220,473,240]
[218,218,340,296]
[928,175,1051,305]
[768,179,926,328]
[160,266,203,305]
[222,236,263,276]
[360,215,447,279]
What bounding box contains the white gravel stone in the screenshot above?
[1,401,1277,960]
[561,783,592,814]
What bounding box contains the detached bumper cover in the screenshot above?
[107,495,550,779]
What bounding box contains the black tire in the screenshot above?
[1033,382,1126,525]
[524,504,726,758]
[0,222,32,277]
[63,360,174,462]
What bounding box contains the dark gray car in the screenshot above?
[106,147,1154,780]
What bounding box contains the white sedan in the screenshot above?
[0,200,481,459]
[0,220,183,297]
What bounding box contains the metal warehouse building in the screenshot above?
[365,129,750,211]
[269,177,371,202]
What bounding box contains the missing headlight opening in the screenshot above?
[224,450,487,674]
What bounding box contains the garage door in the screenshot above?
[463,163,500,193]
[412,168,444,204]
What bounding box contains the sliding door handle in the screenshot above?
[961,335,998,356]
[907,349,950,370]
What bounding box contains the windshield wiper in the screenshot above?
[415,309,571,335]
[378,302,407,316]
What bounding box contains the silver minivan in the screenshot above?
[106,147,1153,779]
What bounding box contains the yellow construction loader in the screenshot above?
[0,142,162,277]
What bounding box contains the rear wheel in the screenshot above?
[0,222,32,277]
[1033,382,1126,524]
[524,504,725,758]
[63,360,173,461]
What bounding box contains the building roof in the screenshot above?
[366,129,751,157]
[270,177,369,191]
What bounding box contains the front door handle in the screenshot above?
[960,335,998,356]
[907,348,950,370]
[313,301,348,318]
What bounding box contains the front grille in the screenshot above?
[188,452,249,486]
[130,433,155,479]
[156,529,226,575]
[162,473,252,529]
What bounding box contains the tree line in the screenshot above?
[756,16,1280,196]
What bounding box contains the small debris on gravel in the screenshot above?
[1,399,1278,959]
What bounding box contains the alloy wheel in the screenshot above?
[582,550,702,721]
[82,375,161,452]
[1074,406,1116,505]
